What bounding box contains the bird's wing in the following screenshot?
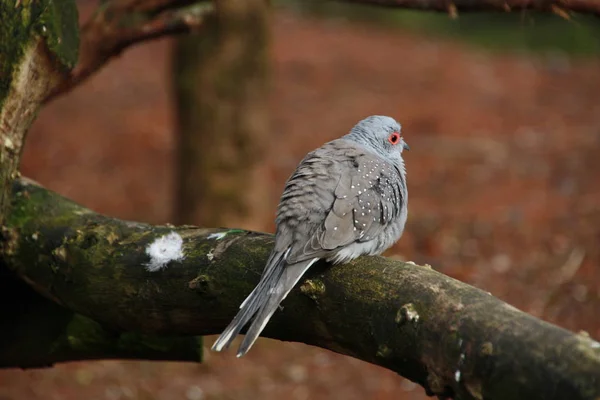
[277,140,405,264]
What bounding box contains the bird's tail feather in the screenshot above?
[211,250,286,352]
[236,257,318,357]
[238,248,289,310]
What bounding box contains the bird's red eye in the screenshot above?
[388,132,400,145]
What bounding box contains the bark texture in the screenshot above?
[4,178,600,400]
[0,0,78,223]
[0,266,202,368]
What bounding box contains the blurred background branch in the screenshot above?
[342,0,600,16]
[45,0,214,102]
[0,1,78,225]
[3,179,600,400]
[44,0,600,104]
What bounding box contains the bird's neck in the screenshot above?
[343,131,379,150]
[396,158,407,180]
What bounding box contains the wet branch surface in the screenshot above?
[3,178,599,400]
[0,267,203,368]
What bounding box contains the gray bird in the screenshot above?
[212,115,409,357]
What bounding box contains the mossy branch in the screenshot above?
[0,267,202,368]
[0,0,78,224]
[3,178,600,400]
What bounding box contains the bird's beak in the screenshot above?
[403,142,410,151]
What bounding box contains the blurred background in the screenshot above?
[2,1,600,399]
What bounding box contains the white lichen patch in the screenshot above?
[74,209,93,215]
[4,137,14,150]
[403,304,420,323]
[454,369,461,382]
[395,303,420,325]
[145,231,185,272]
[207,232,228,240]
[455,353,466,382]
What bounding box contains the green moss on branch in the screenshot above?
[3,178,600,400]
[0,0,78,107]
[0,0,78,229]
[0,267,201,368]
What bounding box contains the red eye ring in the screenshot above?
[388,132,401,145]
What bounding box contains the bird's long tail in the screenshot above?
[211,251,317,357]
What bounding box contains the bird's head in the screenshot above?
[345,115,409,162]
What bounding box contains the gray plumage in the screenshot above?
[211,115,409,357]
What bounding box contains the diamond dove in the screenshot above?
[212,115,410,357]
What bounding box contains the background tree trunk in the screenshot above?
[172,0,271,229]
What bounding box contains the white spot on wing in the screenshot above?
[145,232,185,271]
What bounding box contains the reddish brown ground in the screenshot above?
[2,8,600,400]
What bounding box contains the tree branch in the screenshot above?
[342,0,600,16]
[3,178,599,400]
[0,267,202,368]
[44,1,214,102]
[0,1,78,223]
